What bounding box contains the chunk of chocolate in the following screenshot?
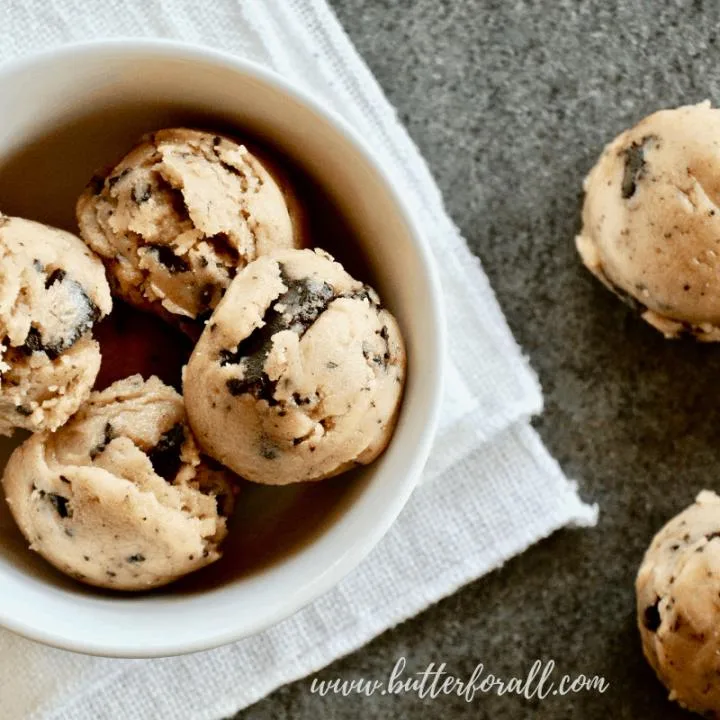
[621,136,655,199]
[148,423,185,481]
[643,599,662,632]
[146,244,190,274]
[222,266,335,402]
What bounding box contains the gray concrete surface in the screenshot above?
[236,1,720,717]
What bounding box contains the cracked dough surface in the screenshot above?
[76,128,299,325]
[184,248,406,485]
[577,101,720,340]
[0,214,112,435]
[2,375,236,591]
[637,490,720,717]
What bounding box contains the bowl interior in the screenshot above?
[0,42,441,656]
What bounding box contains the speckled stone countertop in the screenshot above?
[236,2,720,717]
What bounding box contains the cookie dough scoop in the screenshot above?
[637,490,720,716]
[0,214,112,435]
[577,102,720,340]
[2,375,236,591]
[184,248,406,485]
[76,128,301,327]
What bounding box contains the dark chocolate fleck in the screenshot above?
[643,600,662,632]
[260,444,278,460]
[90,422,115,460]
[47,492,71,519]
[107,168,131,188]
[127,554,146,563]
[147,244,190,274]
[223,268,335,402]
[60,475,70,485]
[106,571,117,578]
[15,405,32,416]
[132,183,152,204]
[148,423,185,481]
[621,136,654,199]
[20,327,48,356]
[45,268,66,289]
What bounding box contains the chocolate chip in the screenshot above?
[219,160,243,177]
[643,600,662,632]
[107,168,131,188]
[326,361,338,369]
[20,327,46,356]
[90,422,115,459]
[706,532,720,542]
[20,280,101,359]
[15,405,32,416]
[260,442,278,460]
[347,285,380,307]
[621,136,655,199]
[106,571,117,578]
[132,183,152,204]
[226,375,278,404]
[223,266,335,403]
[44,492,71,519]
[147,244,190,273]
[45,268,66,289]
[60,475,70,484]
[148,423,185,481]
[199,256,209,268]
[219,349,237,366]
[127,554,146,563]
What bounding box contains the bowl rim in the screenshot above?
[0,37,446,657]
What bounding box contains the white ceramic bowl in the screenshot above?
[0,40,444,657]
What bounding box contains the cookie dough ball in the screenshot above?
[2,375,236,591]
[184,248,406,485]
[577,102,720,340]
[76,128,300,325]
[636,490,720,716]
[0,214,112,435]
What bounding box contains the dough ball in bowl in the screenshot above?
[2,375,236,591]
[577,102,720,340]
[0,214,112,435]
[637,491,720,716]
[184,248,406,485]
[76,128,301,326]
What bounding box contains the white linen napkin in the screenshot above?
[0,1,598,718]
